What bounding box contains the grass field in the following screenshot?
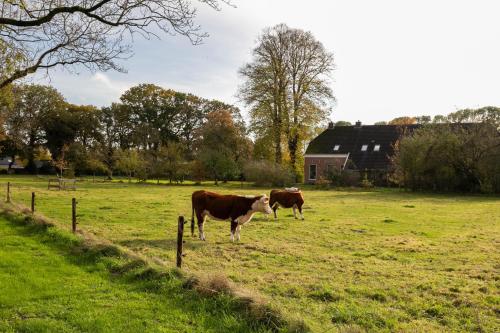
[1,175,499,332]
[0,212,278,333]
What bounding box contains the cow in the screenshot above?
[269,188,305,220]
[191,190,273,242]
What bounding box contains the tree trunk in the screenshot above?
[288,134,298,174]
[273,120,282,164]
[26,135,37,174]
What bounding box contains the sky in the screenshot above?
[32,0,500,125]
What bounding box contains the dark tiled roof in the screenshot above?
[305,125,419,170]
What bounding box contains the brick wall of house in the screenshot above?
[304,155,347,184]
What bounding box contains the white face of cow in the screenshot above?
[252,195,273,214]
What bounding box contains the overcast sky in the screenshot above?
[33,0,500,124]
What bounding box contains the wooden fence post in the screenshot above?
[176,216,185,268]
[6,182,10,203]
[31,192,35,213]
[72,198,77,233]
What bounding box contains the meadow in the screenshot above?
[1,175,499,332]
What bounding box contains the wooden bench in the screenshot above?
[48,178,77,191]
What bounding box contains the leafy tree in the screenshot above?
[447,107,500,127]
[374,121,387,125]
[415,115,431,124]
[196,110,250,185]
[146,142,184,184]
[432,115,447,123]
[334,121,352,126]
[162,142,185,184]
[239,24,334,176]
[388,116,416,125]
[392,108,500,193]
[252,135,275,161]
[41,104,80,162]
[0,0,228,88]
[6,84,66,172]
[69,104,102,148]
[115,149,141,183]
[120,84,181,150]
[175,93,207,158]
[52,144,70,178]
[86,152,109,182]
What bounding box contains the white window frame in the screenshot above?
[373,144,381,152]
[309,164,317,180]
[361,144,368,151]
[333,144,340,151]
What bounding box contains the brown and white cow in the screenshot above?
[269,188,305,220]
[191,190,272,242]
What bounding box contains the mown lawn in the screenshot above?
[1,175,499,332]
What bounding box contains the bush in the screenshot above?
[325,169,360,187]
[314,176,330,189]
[360,172,374,188]
[391,121,500,193]
[243,160,295,187]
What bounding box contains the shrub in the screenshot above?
[243,160,295,187]
[360,172,374,188]
[325,169,360,187]
[391,121,500,193]
[314,176,330,189]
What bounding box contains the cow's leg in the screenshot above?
[298,204,304,220]
[230,220,238,242]
[272,203,278,220]
[198,213,206,241]
[293,205,298,219]
[191,207,196,237]
[236,224,242,241]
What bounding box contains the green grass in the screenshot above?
[1,175,499,332]
[0,208,276,332]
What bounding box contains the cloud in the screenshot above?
[29,0,500,122]
[90,72,132,101]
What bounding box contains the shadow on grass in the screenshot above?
[0,210,290,333]
[118,238,178,250]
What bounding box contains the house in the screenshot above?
[0,157,24,173]
[304,121,418,184]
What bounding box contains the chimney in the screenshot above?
[328,121,334,129]
[355,120,362,127]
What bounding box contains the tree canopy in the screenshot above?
[0,0,228,88]
[239,24,334,177]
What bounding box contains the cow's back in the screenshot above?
[192,190,237,220]
[270,189,304,208]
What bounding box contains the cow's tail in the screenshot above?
[191,205,195,237]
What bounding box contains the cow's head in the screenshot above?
[251,195,273,214]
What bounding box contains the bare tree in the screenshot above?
[239,24,334,175]
[0,0,229,88]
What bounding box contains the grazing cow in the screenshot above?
[191,190,273,242]
[269,188,305,220]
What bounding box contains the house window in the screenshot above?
[333,144,340,151]
[309,164,317,180]
[327,164,334,174]
[361,145,368,151]
[373,144,381,152]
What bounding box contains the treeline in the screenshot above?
[391,107,500,193]
[0,83,255,184]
